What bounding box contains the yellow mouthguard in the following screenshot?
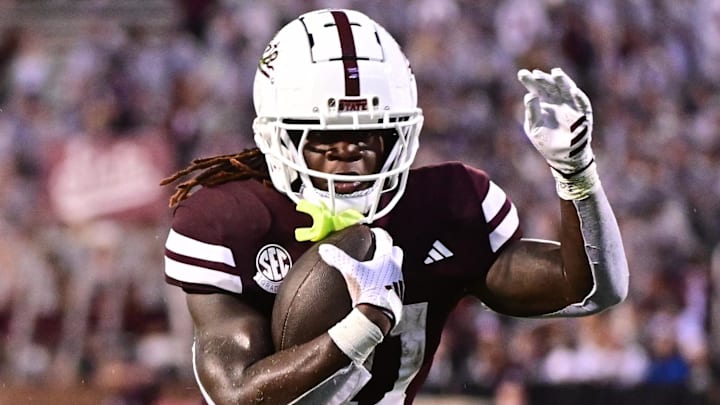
[294,199,364,242]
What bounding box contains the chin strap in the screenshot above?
[295,200,364,242]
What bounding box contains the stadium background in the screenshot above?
[0,0,718,404]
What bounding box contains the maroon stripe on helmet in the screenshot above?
[331,10,360,96]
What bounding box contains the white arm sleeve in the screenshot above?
[541,185,629,317]
[289,362,371,405]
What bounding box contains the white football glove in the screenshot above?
[518,68,600,200]
[319,228,404,326]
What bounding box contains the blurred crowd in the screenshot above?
[0,0,718,403]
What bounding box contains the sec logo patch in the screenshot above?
[254,244,292,293]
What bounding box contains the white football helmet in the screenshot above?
[252,8,424,223]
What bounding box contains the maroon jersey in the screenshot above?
[164,161,521,404]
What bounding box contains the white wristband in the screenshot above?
[552,161,601,201]
[328,308,384,365]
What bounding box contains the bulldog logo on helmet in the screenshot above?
[258,43,279,79]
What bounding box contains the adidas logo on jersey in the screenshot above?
[424,240,454,264]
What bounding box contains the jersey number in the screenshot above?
[359,302,428,404]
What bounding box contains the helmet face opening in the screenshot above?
[252,9,424,222]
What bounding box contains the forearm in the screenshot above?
[195,305,389,405]
[544,183,629,317]
[195,332,350,405]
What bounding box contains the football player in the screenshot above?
[161,8,629,404]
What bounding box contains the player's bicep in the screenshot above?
[469,238,581,317]
[186,293,273,402]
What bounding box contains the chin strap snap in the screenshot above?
[295,199,364,242]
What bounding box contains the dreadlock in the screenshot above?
[160,147,272,208]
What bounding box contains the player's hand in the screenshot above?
[319,228,404,326]
[517,68,594,177]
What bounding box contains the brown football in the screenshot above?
[272,224,375,351]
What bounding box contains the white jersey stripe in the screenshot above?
[481,181,506,220]
[165,229,236,267]
[165,257,243,294]
[489,204,519,252]
[481,181,519,252]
